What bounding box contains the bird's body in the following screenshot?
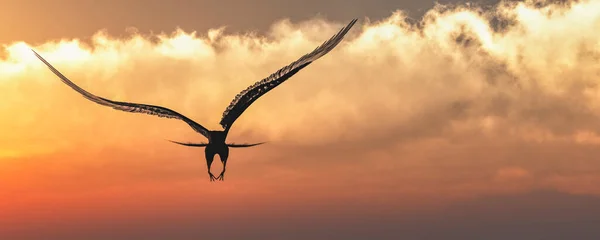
[206,131,229,181]
[32,19,357,181]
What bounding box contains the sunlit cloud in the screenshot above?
[2,0,600,237]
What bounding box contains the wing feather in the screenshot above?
[219,18,358,130]
[32,49,211,139]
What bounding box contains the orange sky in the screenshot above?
[2,0,600,239]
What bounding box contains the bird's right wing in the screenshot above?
[227,142,266,148]
[32,49,211,139]
[219,18,358,131]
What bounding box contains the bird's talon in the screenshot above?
[209,173,218,182]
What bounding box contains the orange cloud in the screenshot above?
[2,0,600,238]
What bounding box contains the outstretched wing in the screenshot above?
[219,18,358,131]
[227,142,266,148]
[32,49,211,139]
[168,141,265,148]
[168,140,209,147]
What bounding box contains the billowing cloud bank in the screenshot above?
[3,1,600,148]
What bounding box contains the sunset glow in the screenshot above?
[2,0,600,239]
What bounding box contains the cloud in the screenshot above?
[2,0,600,147]
[2,0,600,238]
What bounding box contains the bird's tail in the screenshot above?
[227,142,266,148]
[167,140,209,147]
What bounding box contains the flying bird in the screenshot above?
[32,18,357,181]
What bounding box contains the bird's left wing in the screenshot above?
[168,140,209,147]
[219,18,358,131]
[32,49,211,139]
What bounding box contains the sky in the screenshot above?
[1,0,600,239]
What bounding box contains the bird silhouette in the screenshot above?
[32,18,357,181]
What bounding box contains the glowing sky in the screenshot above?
[2,0,600,239]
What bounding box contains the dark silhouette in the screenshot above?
[32,18,357,181]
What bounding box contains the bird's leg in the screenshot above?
[208,161,217,181]
[217,166,226,181]
[216,149,229,181]
[209,171,217,182]
[205,147,217,182]
[216,161,226,181]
